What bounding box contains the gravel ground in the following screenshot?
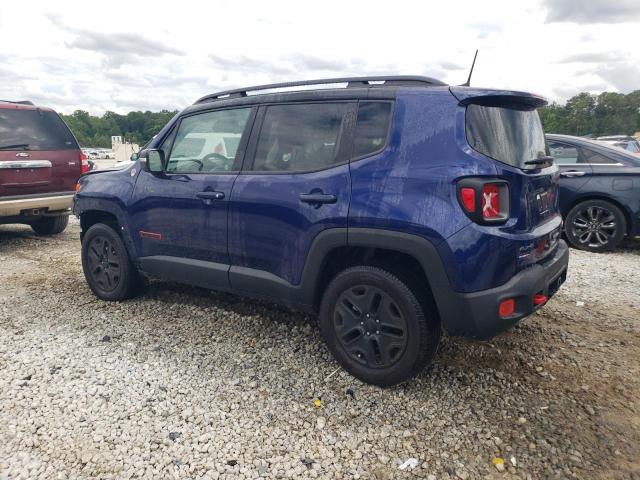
[0,218,638,480]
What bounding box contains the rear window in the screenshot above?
[465,103,547,169]
[352,102,392,158]
[0,109,78,150]
[252,103,349,172]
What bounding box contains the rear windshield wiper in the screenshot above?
[524,155,554,166]
[0,143,30,150]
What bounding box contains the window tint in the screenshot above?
[466,103,546,169]
[548,141,579,164]
[166,108,251,174]
[0,109,78,150]
[580,148,618,165]
[252,103,348,172]
[352,102,392,158]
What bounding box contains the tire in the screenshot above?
[31,215,69,235]
[81,223,142,300]
[319,266,441,387]
[564,199,626,252]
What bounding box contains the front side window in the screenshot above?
[466,103,547,170]
[252,103,349,172]
[352,102,392,158]
[166,108,251,174]
[548,141,579,164]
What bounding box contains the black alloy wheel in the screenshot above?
[81,223,142,300]
[86,234,122,292]
[319,265,440,387]
[565,199,626,252]
[333,285,408,369]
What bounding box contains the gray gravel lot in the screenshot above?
[1,219,639,479]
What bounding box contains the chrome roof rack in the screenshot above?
[194,75,446,104]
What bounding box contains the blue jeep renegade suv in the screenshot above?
[74,76,569,386]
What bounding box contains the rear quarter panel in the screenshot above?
[348,88,491,245]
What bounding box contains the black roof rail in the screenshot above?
[0,100,34,105]
[194,75,446,104]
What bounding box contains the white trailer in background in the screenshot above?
[111,136,139,163]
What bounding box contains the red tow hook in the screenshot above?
[533,294,548,306]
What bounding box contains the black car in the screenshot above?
[547,134,640,252]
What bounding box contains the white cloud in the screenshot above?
[0,0,638,114]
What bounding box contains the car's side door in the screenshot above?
[548,140,593,214]
[579,146,640,215]
[227,102,356,299]
[129,107,255,281]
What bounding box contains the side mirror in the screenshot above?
[145,149,165,173]
[130,152,139,161]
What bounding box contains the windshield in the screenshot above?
[465,103,547,170]
[0,109,78,150]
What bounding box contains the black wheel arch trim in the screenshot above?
[231,227,453,318]
[75,198,137,257]
[136,228,454,321]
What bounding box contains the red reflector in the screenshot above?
[482,184,500,218]
[460,187,476,212]
[499,298,515,318]
[139,230,162,240]
[533,294,548,306]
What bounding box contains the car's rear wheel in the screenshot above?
[565,199,626,252]
[31,215,69,235]
[81,223,142,300]
[319,266,440,387]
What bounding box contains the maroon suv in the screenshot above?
[0,101,87,234]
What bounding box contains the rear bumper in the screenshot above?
[435,240,569,339]
[0,192,74,217]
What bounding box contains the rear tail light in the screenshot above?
[457,178,509,224]
[482,184,500,219]
[460,187,476,213]
[80,152,89,174]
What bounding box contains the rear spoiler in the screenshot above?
[449,87,547,108]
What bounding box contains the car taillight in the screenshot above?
[457,178,509,224]
[482,184,500,219]
[460,187,476,212]
[80,152,89,174]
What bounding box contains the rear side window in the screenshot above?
[352,102,392,158]
[252,103,349,172]
[465,103,547,169]
[0,109,78,150]
[580,148,619,165]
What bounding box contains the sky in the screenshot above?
[0,0,638,115]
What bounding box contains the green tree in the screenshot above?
[60,110,178,148]
[539,90,640,137]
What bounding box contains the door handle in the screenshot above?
[196,191,225,200]
[560,171,586,178]
[299,193,337,205]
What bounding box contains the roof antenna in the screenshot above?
[460,50,478,87]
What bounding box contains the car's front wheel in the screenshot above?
[565,199,626,252]
[81,223,142,300]
[319,266,440,387]
[31,215,69,235]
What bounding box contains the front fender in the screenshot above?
[74,168,139,257]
